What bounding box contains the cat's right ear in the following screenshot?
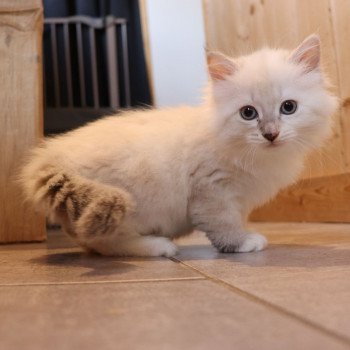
[289,34,321,73]
[207,52,236,81]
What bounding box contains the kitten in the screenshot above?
[20,35,338,257]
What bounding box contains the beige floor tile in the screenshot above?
[175,223,350,342]
[0,280,348,350]
[0,230,201,285]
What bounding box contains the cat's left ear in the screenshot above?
[207,51,237,81]
[289,34,321,73]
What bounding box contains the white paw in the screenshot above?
[150,237,178,257]
[235,233,268,253]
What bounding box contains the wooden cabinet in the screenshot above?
[0,0,46,242]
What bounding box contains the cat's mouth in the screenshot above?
[264,141,284,148]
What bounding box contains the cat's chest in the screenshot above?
[200,156,302,208]
[238,158,302,208]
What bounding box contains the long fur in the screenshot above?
[20,36,338,257]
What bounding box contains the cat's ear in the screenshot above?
[207,51,237,81]
[289,34,320,73]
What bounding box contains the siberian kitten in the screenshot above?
[21,35,338,257]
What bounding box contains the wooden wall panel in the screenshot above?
[0,0,46,242]
[250,173,350,223]
[329,0,350,170]
[202,0,348,179]
[202,0,350,222]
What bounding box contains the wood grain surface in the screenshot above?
[0,0,46,242]
[250,173,350,222]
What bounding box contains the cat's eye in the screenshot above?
[240,106,258,120]
[280,100,297,115]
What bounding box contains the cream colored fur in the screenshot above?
[20,35,338,257]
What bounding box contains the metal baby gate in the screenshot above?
[43,15,131,133]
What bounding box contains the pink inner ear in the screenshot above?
[294,46,320,72]
[290,35,320,73]
[207,53,236,81]
[209,63,234,81]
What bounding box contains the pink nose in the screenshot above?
[263,132,279,142]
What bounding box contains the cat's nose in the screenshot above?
[263,132,279,142]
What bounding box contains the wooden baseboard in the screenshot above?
[250,173,350,223]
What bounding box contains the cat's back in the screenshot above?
[38,105,208,180]
[49,105,205,149]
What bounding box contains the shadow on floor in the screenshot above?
[176,243,350,268]
[30,252,168,277]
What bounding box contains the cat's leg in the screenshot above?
[189,186,267,253]
[41,170,177,257]
[86,234,178,257]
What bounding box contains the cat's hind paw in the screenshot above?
[150,237,179,257]
[90,236,178,257]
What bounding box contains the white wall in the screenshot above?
[145,0,208,107]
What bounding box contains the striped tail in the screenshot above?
[20,163,133,239]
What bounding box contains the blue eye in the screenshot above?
[240,106,258,120]
[280,100,297,115]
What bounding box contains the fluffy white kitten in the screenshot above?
[21,35,338,257]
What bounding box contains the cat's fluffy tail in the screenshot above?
[20,154,133,239]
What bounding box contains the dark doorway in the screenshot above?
[43,0,152,134]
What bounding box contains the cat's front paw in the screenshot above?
[236,232,268,252]
[219,233,268,253]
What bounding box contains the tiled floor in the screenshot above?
[1,223,350,350]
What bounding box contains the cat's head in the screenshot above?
[207,35,338,156]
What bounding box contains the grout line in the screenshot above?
[0,276,205,287]
[170,257,350,347]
